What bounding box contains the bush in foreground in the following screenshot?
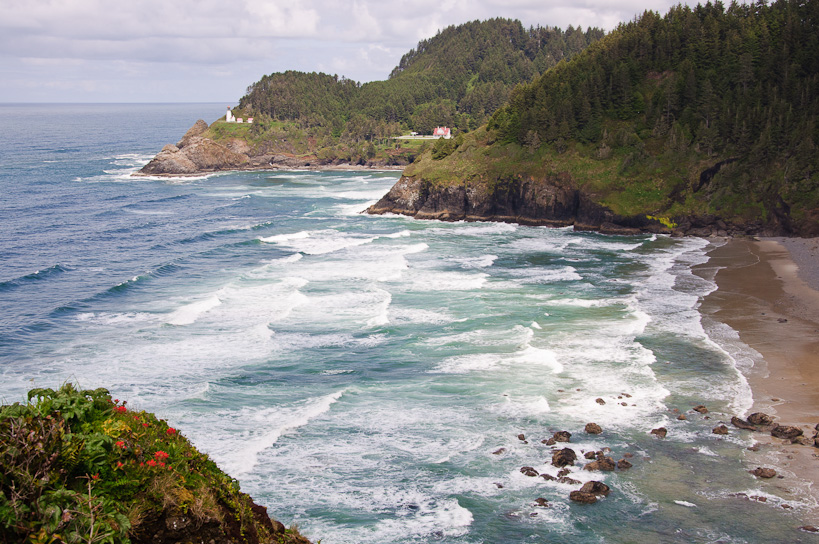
[0,384,311,544]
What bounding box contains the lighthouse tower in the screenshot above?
[225,107,235,123]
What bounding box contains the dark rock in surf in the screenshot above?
[579,481,611,496]
[585,422,602,434]
[617,459,633,470]
[748,412,774,426]
[693,405,709,414]
[585,457,616,472]
[770,425,803,441]
[650,427,668,438]
[569,491,598,504]
[731,416,757,431]
[552,448,577,468]
[558,476,582,485]
[520,466,539,477]
[749,467,777,479]
[712,425,729,435]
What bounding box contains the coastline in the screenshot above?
[132,163,406,178]
[698,238,819,520]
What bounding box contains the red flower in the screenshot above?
[92,473,99,480]
[113,399,119,403]
[142,423,149,427]
[114,406,127,413]
[159,462,165,467]
[147,460,157,467]
[115,440,125,449]
[154,451,169,461]
[116,461,124,469]
[166,427,177,435]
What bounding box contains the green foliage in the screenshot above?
[415,0,819,233]
[236,19,603,147]
[0,384,299,544]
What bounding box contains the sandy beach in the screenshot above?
[699,237,819,522]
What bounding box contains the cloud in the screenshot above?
[0,0,698,102]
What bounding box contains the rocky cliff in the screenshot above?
[136,120,407,177]
[366,174,793,237]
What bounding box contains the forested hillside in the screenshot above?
[398,0,819,235]
[237,19,603,140]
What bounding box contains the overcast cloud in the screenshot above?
[0,0,694,103]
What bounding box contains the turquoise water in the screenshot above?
[0,104,813,543]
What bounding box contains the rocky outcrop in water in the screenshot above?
[137,121,249,176]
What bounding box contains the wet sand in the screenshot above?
[699,238,819,522]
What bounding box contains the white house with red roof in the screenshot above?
[432,126,451,139]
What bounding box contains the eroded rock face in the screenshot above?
[748,412,774,426]
[366,175,642,232]
[731,416,757,431]
[580,481,611,496]
[552,448,577,468]
[176,119,209,148]
[750,467,777,478]
[771,425,803,440]
[584,456,616,471]
[585,422,603,434]
[713,425,730,435]
[139,135,248,176]
[569,491,598,504]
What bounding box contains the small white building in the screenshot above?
[226,107,235,123]
[433,126,452,139]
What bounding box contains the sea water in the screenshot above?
[0,104,813,543]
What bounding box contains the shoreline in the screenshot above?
[131,163,406,178]
[698,238,819,521]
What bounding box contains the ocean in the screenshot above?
[0,103,811,543]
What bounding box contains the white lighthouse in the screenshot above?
[225,106,235,123]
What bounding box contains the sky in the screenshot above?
[0,0,695,103]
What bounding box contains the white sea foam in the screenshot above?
[380,230,412,239]
[366,290,392,328]
[166,295,222,325]
[374,498,473,540]
[259,230,311,243]
[507,265,582,284]
[214,390,344,477]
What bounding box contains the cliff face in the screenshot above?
[136,120,408,176]
[367,175,666,235]
[366,174,800,236]
[137,120,251,176]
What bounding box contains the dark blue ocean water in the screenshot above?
[0,104,813,543]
